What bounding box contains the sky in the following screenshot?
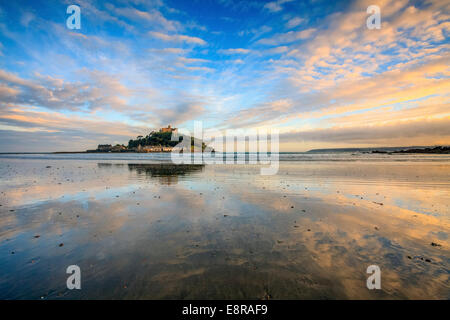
[0,0,448,152]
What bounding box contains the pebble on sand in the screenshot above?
[431,242,441,247]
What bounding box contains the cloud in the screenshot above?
[148,31,206,45]
[238,25,272,39]
[281,117,450,145]
[0,69,131,111]
[177,57,210,64]
[217,0,261,12]
[263,0,294,13]
[148,48,189,54]
[218,48,250,54]
[223,99,294,128]
[224,0,449,138]
[285,17,304,29]
[278,0,449,92]
[74,0,135,32]
[129,100,207,127]
[257,28,316,45]
[220,53,450,149]
[157,102,206,125]
[107,5,180,31]
[20,11,35,27]
[185,66,214,72]
[0,105,148,152]
[264,46,289,54]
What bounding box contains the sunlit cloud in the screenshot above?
[285,17,304,29]
[148,31,206,45]
[218,48,250,54]
[263,0,294,13]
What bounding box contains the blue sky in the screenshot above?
[0,0,448,151]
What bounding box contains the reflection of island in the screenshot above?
[97,163,205,185]
[128,164,205,185]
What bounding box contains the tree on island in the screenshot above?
[128,131,209,151]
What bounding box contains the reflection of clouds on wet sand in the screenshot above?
[0,159,448,299]
[0,161,205,207]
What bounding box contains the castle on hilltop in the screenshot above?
[159,125,177,134]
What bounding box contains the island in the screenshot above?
[87,125,211,153]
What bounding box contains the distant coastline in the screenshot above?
[373,146,450,154]
[307,146,450,154]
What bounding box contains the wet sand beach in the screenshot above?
[0,154,449,299]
